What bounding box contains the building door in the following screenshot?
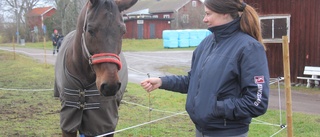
[149,24,155,39]
[137,24,143,39]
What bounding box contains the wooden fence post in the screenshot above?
[282,36,293,137]
[43,36,47,68]
[12,36,16,60]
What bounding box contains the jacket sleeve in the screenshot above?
[216,42,270,120]
[159,74,190,94]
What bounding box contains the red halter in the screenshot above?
[90,53,122,70]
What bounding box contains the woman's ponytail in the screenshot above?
[240,3,266,50]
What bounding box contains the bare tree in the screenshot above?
[0,0,88,43]
[53,0,86,35]
[1,0,41,42]
[4,0,40,27]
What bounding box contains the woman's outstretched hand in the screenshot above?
[140,78,162,92]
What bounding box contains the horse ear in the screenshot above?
[115,0,138,12]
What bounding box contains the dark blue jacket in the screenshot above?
[52,33,61,46]
[160,18,270,136]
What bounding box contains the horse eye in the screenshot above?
[88,30,94,36]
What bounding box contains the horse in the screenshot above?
[53,0,137,136]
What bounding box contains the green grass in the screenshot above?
[0,49,320,136]
[158,65,190,75]
[0,40,51,50]
[0,39,196,52]
[0,51,60,136]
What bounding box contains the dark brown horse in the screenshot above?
[54,0,137,136]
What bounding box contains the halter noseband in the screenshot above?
[81,3,122,70]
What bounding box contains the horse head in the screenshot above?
[81,0,137,96]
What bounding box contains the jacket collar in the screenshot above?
[208,17,241,43]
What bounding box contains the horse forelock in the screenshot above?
[77,0,114,28]
[90,0,119,17]
[82,0,123,34]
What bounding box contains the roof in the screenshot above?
[26,6,55,17]
[127,9,150,15]
[123,0,197,14]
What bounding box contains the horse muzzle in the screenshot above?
[91,53,122,96]
[100,82,121,96]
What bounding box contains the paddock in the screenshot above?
[1,47,320,136]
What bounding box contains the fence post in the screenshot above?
[282,35,293,137]
[43,36,47,68]
[12,36,16,60]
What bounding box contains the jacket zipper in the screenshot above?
[192,41,217,115]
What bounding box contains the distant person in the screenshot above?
[51,29,61,55]
[140,0,270,137]
[56,35,64,53]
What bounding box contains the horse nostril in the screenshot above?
[100,82,121,96]
[117,82,121,91]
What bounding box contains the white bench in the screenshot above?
[297,66,320,88]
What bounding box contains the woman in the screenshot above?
[140,0,269,136]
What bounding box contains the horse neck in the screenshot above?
[65,32,95,85]
[66,4,96,85]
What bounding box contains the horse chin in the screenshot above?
[98,82,121,97]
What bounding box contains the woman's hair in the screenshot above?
[204,0,266,50]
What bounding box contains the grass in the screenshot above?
[0,51,60,136]
[0,39,196,52]
[1,44,320,136]
[0,40,50,50]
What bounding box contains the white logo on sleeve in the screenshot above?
[254,83,263,106]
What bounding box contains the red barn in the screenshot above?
[123,0,205,39]
[25,6,56,32]
[245,0,320,84]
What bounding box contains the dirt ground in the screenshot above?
[1,47,319,115]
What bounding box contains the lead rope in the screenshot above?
[147,73,152,137]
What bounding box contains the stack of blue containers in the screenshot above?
[163,29,211,48]
[163,30,179,48]
[177,30,190,48]
[190,29,212,47]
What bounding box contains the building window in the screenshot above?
[260,15,291,43]
[152,15,158,18]
[137,20,144,24]
[182,14,189,23]
[192,1,197,7]
[163,14,170,18]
